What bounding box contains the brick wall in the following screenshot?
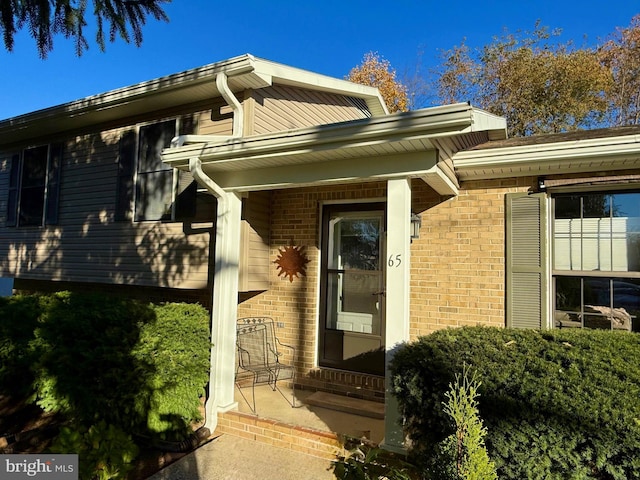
[237,183,387,392]
[237,177,536,391]
[409,177,535,338]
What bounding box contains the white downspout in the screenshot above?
[189,73,245,433]
[216,72,244,138]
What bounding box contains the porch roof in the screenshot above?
[453,125,640,181]
[162,103,507,195]
[0,54,387,148]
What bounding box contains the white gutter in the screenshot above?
[454,133,640,180]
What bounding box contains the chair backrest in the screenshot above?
[237,317,279,369]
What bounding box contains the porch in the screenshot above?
[214,383,385,460]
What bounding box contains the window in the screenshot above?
[553,192,640,332]
[6,143,62,227]
[135,119,177,221]
[116,117,207,222]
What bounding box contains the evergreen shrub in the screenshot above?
[390,327,640,480]
[0,292,210,442]
[0,294,43,395]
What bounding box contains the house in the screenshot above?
[1,54,639,453]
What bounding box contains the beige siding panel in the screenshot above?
[238,191,271,292]
[0,221,212,289]
[0,107,218,289]
[251,85,371,135]
[197,109,233,136]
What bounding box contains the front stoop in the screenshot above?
[305,391,385,419]
[216,410,346,460]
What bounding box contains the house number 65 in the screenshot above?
[388,254,402,267]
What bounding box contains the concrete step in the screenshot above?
[305,391,385,419]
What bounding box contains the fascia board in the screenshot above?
[454,134,640,179]
[205,150,438,191]
[419,164,459,195]
[251,56,389,116]
[0,54,255,126]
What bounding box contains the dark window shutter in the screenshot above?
[6,153,20,227]
[179,114,198,136]
[174,115,199,221]
[175,170,197,220]
[45,142,63,225]
[115,130,136,221]
[506,193,548,329]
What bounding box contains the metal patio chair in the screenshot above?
[235,317,296,414]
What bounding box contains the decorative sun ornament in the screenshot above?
[274,244,310,282]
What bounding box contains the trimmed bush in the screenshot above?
[133,302,211,438]
[0,292,210,442]
[390,327,640,480]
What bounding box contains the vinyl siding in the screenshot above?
[239,191,271,292]
[250,85,371,135]
[0,85,370,290]
[0,105,223,289]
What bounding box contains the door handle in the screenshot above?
[372,290,386,296]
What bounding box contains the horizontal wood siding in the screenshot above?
[0,103,233,289]
[239,191,270,292]
[251,85,371,135]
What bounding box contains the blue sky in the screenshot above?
[0,0,638,120]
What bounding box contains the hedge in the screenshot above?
[0,292,211,441]
[390,327,640,480]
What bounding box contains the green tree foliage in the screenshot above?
[436,22,612,137]
[347,51,410,113]
[0,0,170,58]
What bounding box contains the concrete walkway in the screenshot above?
[146,434,337,480]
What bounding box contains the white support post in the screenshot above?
[204,190,242,431]
[382,177,412,452]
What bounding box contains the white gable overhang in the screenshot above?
[162,103,507,195]
[0,54,387,147]
[454,129,640,181]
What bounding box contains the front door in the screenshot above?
[319,203,385,376]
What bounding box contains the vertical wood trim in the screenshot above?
[506,193,548,329]
[243,90,255,137]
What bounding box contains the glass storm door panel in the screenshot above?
[319,204,385,376]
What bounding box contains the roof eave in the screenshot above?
[163,103,500,169]
[0,54,389,145]
[454,134,640,180]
